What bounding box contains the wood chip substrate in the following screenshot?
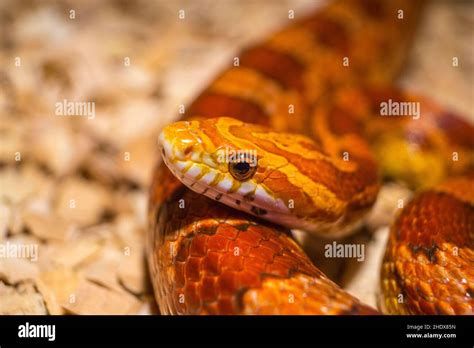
[0,1,472,314]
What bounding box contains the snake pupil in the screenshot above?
[235,162,250,174]
[229,158,257,181]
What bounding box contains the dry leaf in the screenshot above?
[23,211,76,241]
[6,206,25,236]
[49,237,101,268]
[82,151,122,186]
[118,245,146,295]
[54,177,111,226]
[111,191,148,227]
[0,281,47,315]
[113,215,145,250]
[63,279,141,315]
[0,257,39,284]
[0,165,47,205]
[0,202,11,240]
[84,246,123,293]
[36,266,80,315]
[0,119,26,164]
[29,122,94,176]
[117,133,158,186]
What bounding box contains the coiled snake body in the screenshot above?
[148,0,474,314]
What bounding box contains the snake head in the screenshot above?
[158,117,271,203]
[159,117,371,236]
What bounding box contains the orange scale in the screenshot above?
[228,239,252,256]
[237,270,262,289]
[201,276,219,303]
[264,261,291,278]
[220,253,244,272]
[189,234,209,257]
[418,299,436,315]
[202,251,222,276]
[185,256,202,282]
[243,256,267,273]
[184,282,202,312]
[249,245,274,263]
[174,261,186,288]
[216,224,239,240]
[237,229,264,247]
[217,271,239,296]
[260,239,284,254]
[207,234,230,252]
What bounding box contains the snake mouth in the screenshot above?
[167,166,301,228]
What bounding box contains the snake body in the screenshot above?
[148,0,474,314]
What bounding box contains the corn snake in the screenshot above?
[148,0,474,314]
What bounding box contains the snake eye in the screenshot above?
[228,155,257,181]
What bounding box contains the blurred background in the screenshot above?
[0,0,472,314]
